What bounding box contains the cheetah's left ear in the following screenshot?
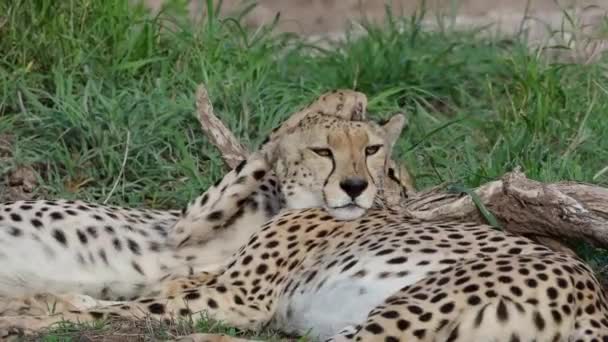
[380,113,407,148]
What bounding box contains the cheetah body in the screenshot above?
[2,208,606,341]
[0,199,179,299]
[0,155,281,301]
[263,210,604,341]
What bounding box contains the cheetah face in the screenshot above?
[273,113,405,221]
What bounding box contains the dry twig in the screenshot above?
[195,85,249,169]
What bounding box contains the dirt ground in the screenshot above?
[145,0,608,41]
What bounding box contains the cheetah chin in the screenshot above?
[326,204,367,221]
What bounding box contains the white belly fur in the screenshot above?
[271,253,446,340]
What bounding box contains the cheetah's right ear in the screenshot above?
[380,113,407,149]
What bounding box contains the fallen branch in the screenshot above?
[402,167,608,249]
[194,84,608,249]
[195,85,249,169]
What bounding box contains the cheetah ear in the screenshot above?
[380,113,407,148]
[258,138,280,165]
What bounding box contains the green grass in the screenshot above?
[24,314,298,341]
[2,0,608,340]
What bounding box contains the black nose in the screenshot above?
[339,177,368,199]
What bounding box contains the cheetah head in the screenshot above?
[270,112,406,221]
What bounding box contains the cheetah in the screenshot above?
[1,108,606,342]
[0,90,414,301]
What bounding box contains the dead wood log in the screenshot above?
[402,167,608,250]
[195,85,249,169]
[194,83,608,250]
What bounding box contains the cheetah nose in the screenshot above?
[339,177,368,199]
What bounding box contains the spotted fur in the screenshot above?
[1,210,606,341]
[0,155,281,300]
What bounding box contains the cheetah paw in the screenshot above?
[0,316,53,337]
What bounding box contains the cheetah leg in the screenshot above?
[0,292,118,317]
[327,253,608,341]
[0,278,274,336]
[569,317,608,341]
[168,151,279,249]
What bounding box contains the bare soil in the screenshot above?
[0,134,41,202]
[145,0,608,40]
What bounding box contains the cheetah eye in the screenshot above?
[365,145,382,156]
[310,148,333,158]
